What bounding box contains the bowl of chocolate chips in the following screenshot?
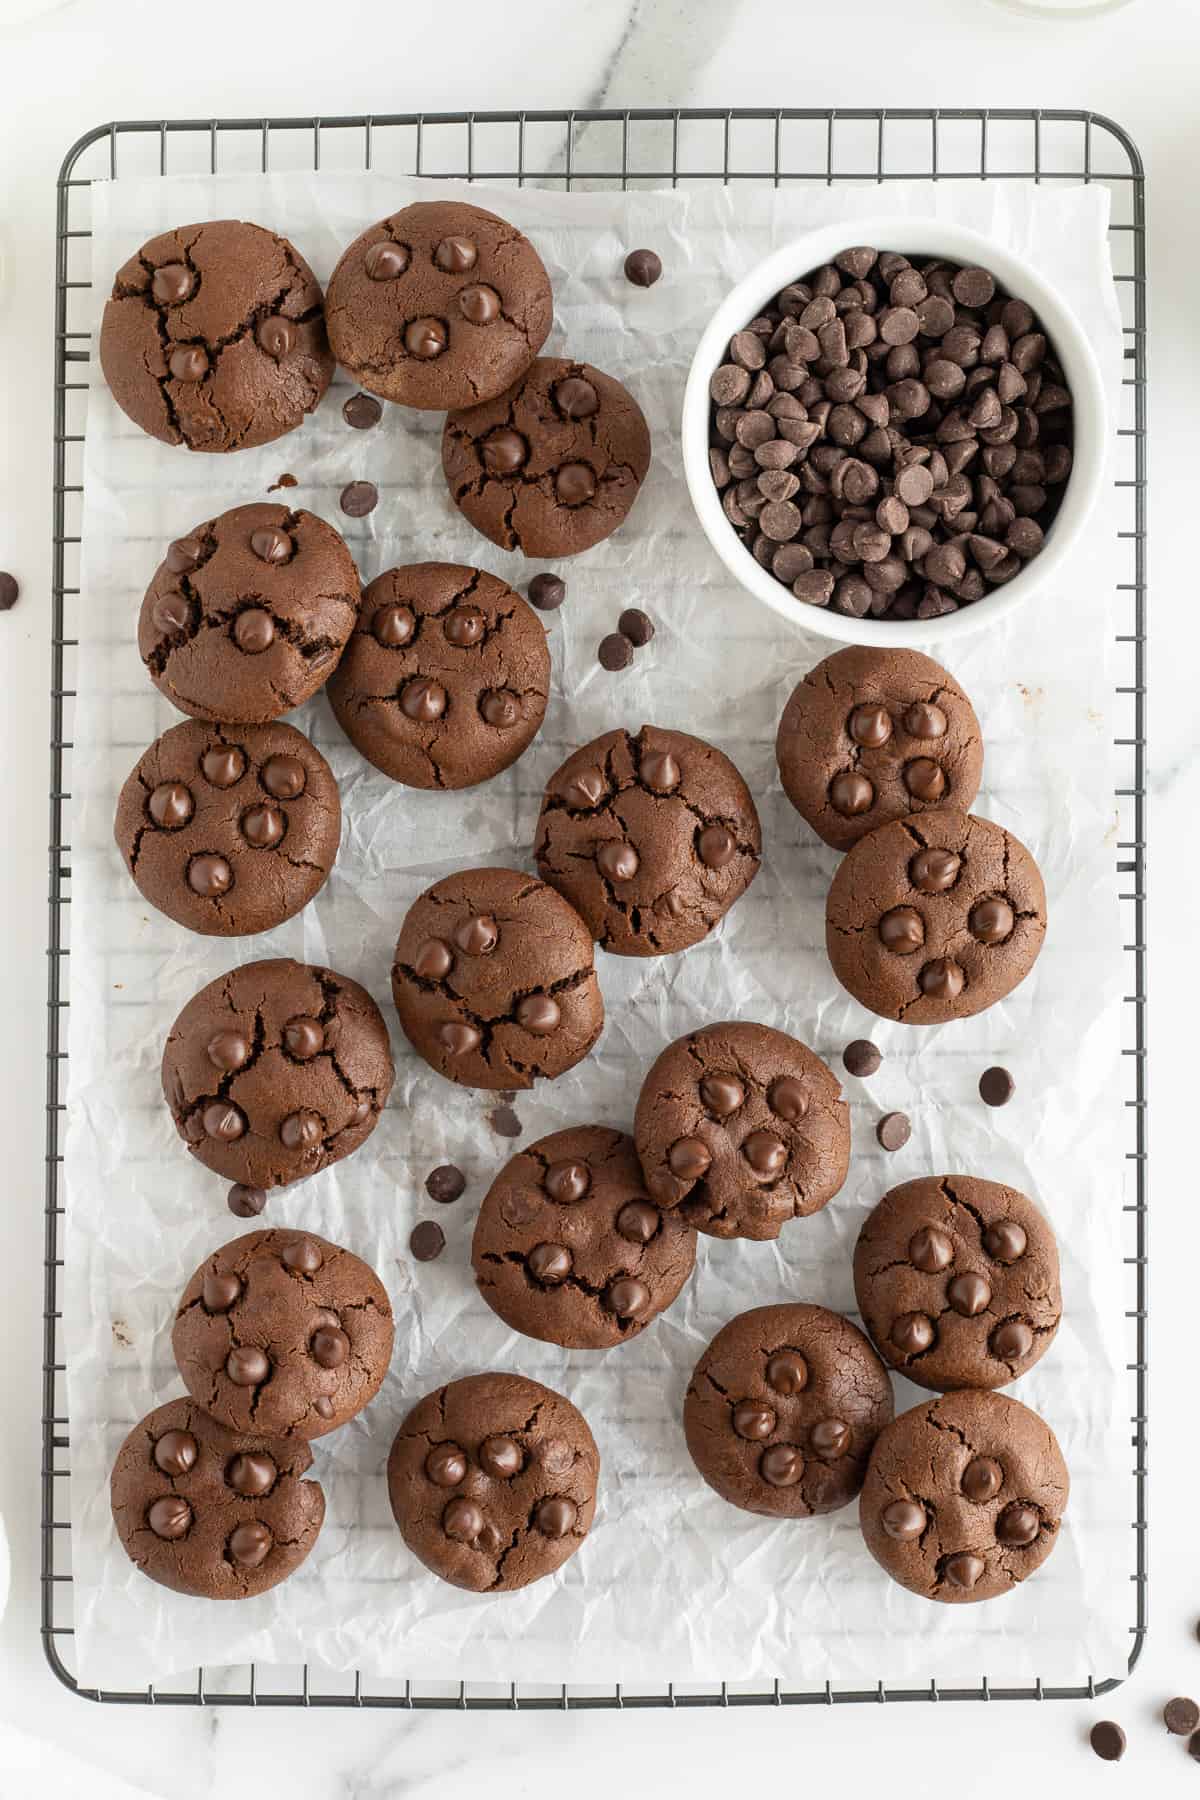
[682,217,1105,644]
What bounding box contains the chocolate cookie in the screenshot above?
[860,1390,1069,1603]
[327,562,550,789]
[854,1175,1062,1392]
[534,726,761,957]
[634,1023,851,1241]
[172,1229,394,1440]
[775,646,983,851]
[442,357,652,558]
[139,503,360,724]
[162,958,394,1188]
[326,200,551,411]
[390,867,603,1091]
[114,718,340,936]
[825,807,1047,1023]
[99,220,332,452]
[472,1125,696,1348]
[110,1396,324,1598]
[684,1304,893,1518]
[387,1372,599,1592]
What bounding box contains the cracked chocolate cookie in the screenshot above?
[172,1229,394,1440]
[860,1390,1069,1603]
[684,1303,893,1518]
[99,219,333,453]
[139,503,361,724]
[534,726,761,957]
[390,866,603,1091]
[472,1125,696,1348]
[326,200,552,412]
[387,1371,599,1592]
[442,356,652,558]
[110,1395,325,1598]
[114,718,340,936]
[162,958,394,1188]
[775,645,983,852]
[825,806,1047,1023]
[327,562,550,789]
[854,1174,1062,1392]
[634,1022,851,1241]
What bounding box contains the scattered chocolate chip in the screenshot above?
[0,573,20,611]
[624,248,663,288]
[343,392,383,430]
[227,1183,266,1218]
[528,572,566,611]
[1089,1721,1126,1763]
[979,1066,1015,1107]
[598,632,633,671]
[843,1039,881,1078]
[410,1220,446,1262]
[425,1164,466,1205]
[489,1105,522,1139]
[618,607,654,646]
[340,481,379,518]
[1166,1699,1200,1736]
[876,1111,911,1152]
[1190,1730,1200,1764]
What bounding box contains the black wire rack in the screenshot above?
[43,107,1148,1711]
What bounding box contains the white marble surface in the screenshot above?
[0,0,1190,1793]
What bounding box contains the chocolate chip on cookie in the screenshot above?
[387,1372,599,1591]
[534,726,761,957]
[326,200,552,411]
[825,807,1047,1023]
[684,1303,893,1517]
[859,1390,1069,1602]
[776,646,983,851]
[162,957,394,1188]
[114,718,340,936]
[442,357,652,558]
[172,1229,394,1440]
[390,866,604,1091]
[139,504,360,724]
[472,1125,696,1348]
[327,562,550,789]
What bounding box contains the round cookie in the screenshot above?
[162,957,394,1188]
[684,1304,893,1518]
[472,1125,696,1348]
[634,1022,850,1241]
[854,1174,1062,1392]
[775,646,983,852]
[825,806,1047,1023]
[99,219,333,452]
[442,357,652,558]
[534,726,761,957]
[139,503,360,724]
[325,200,551,411]
[172,1229,394,1440]
[859,1390,1069,1603]
[327,562,550,789]
[110,1396,324,1598]
[387,1372,599,1592]
[114,718,340,936]
[390,866,603,1091]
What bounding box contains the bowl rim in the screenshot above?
[680,213,1108,648]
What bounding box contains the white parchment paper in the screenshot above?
[66,172,1127,1691]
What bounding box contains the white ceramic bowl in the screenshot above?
[681,215,1107,647]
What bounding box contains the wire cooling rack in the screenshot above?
[44,108,1148,1710]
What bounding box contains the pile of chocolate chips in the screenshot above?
[707,247,1074,621]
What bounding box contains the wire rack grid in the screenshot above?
[43,107,1147,1711]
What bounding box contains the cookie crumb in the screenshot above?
[489,1105,522,1139]
[267,473,298,492]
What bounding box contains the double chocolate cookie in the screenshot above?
[860,1390,1069,1603]
[387,1372,599,1592]
[442,357,652,558]
[472,1125,696,1348]
[326,200,552,411]
[110,1396,325,1598]
[172,1229,394,1439]
[775,645,983,851]
[327,562,550,789]
[684,1304,893,1518]
[99,220,333,452]
[162,958,394,1188]
[826,807,1047,1023]
[854,1175,1062,1391]
[634,1023,850,1240]
[114,718,340,936]
[390,867,604,1091]
[534,726,761,957]
[139,504,360,724]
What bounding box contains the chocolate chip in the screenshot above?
[489,1105,522,1139]
[168,344,208,382]
[624,248,662,287]
[843,1038,880,1078]
[618,607,654,646]
[426,1164,466,1205]
[228,1183,266,1218]
[1089,1722,1126,1763]
[365,241,409,281]
[340,481,378,518]
[405,317,446,359]
[410,1220,446,1262]
[459,283,500,324]
[876,1111,911,1152]
[343,392,383,429]
[153,1429,198,1477]
[979,1065,1015,1107]
[556,462,596,505]
[1166,1698,1200,1736]
[598,632,633,671]
[233,609,275,654]
[0,573,19,612]
[528,573,566,611]
[148,1495,192,1540]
